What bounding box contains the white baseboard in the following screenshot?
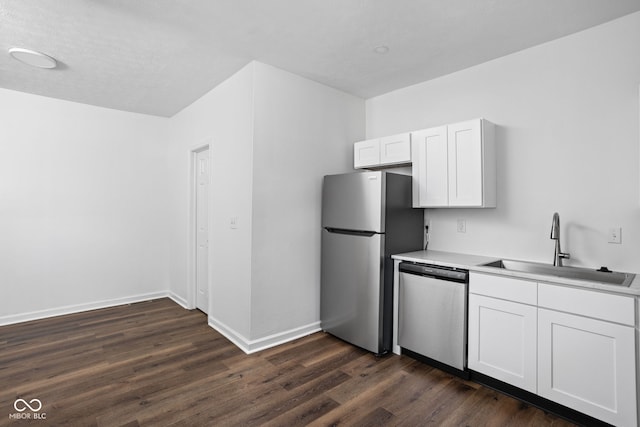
[208,316,321,354]
[0,292,321,355]
[167,292,189,309]
[0,291,170,326]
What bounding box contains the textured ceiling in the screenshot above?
[1,0,639,117]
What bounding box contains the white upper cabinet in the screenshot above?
[411,126,448,207]
[354,132,411,169]
[411,118,496,208]
[379,133,411,165]
[447,120,486,206]
[353,139,381,169]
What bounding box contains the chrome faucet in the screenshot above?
[550,212,570,267]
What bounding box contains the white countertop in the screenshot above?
[392,250,499,269]
[392,250,640,297]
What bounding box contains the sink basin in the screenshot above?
[481,259,636,287]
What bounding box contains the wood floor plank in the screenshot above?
[217,369,351,426]
[266,393,341,426]
[0,298,579,427]
[275,343,365,391]
[309,368,409,426]
[264,333,347,367]
[337,348,414,378]
[324,354,418,405]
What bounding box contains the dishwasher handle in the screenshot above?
[399,262,468,283]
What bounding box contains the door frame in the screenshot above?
[188,140,212,311]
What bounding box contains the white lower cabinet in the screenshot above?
[468,294,537,393]
[469,272,638,427]
[538,308,637,427]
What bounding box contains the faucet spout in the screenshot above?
[550,212,570,266]
[550,212,560,239]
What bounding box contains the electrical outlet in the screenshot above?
[457,219,466,233]
[230,217,239,229]
[608,227,621,244]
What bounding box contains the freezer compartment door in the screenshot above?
[398,272,467,370]
[322,172,384,233]
[321,228,385,353]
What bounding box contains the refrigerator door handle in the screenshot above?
[324,227,378,237]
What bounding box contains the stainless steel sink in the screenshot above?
[481,259,636,287]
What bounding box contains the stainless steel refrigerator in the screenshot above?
[320,171,423,354]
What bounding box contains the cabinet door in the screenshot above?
[411,126,448,207]
[447,119,483,206]
[379,133,411,165]
[353,139,380,169]
[538,309,637,427]
[468,294,537,393]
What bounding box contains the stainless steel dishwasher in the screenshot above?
[398,262,468,376]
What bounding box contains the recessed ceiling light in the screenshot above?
[373,45,389,54]
[8,47,57,69]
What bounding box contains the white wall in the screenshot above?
[0,88,170,322]
[167,63,255,340]
[366,12,640,272]
[250,62,364,339]
[1,59,363,348]
[167,62,364,349]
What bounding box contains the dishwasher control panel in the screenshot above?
[399,262,468,283]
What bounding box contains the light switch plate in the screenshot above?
[608,227,621,244]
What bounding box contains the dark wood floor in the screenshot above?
[0,299,576,426]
